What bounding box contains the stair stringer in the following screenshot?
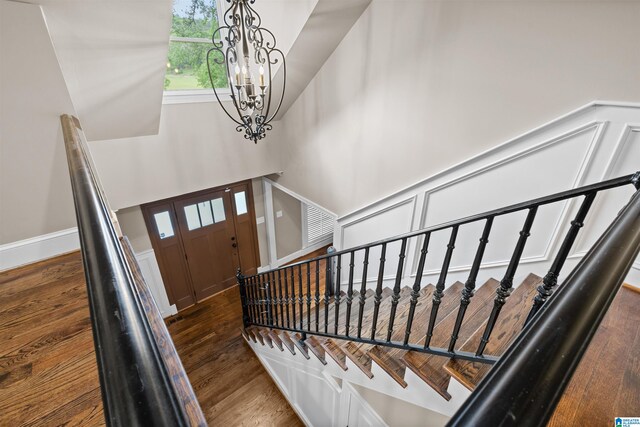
[243,333,471,426]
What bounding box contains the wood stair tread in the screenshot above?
[279,330,297,355]
[369,282,463,390]
[291,332,310,360]
[402,278,499,400]
[339,286,430,384]
[369,345,408,388]
[342,341,374,378]
[305,336,327,365]
[443,273,543,390]
[267,329,284,351]
[320,338,348,370]
[257,327,273,348]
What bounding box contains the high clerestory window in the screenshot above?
[164,0,228,95]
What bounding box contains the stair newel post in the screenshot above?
[386,238,408,342]
[315,259,320,332]
[345,251,356,336]
[425,225,459,349]
[448,217,493,352]
[477,206,538,356]
[298,265,304,330]
[334,254,342,335]
[282,268,291,328]
[290,267,297,329]
[357,247,370,339]
[244,277,255,323]
[404,232,430,345]
[525,193,596,325]
[237,269,251,327]
[324,257,331,333]
[306,262,312,332]
[371,242,387,341]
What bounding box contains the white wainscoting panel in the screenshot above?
[334,102,640,290]
[0,227,80,271]
[248,335,453,426]
[135,249,177,318]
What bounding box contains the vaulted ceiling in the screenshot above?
[23,0,370,142]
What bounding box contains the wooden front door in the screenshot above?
[174,189,238,300]
[142,180,260,311]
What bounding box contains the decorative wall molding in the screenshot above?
[333,101,640,289]
[0,227,80,271]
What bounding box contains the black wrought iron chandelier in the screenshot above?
[207,0,286,143]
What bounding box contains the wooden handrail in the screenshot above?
[61,114,205,426]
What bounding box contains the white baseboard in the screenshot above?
[259,237,333,272]
[0,228,80,271]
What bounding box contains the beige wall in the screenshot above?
[88,102,284,211]
[272,187,303,260]
[278,0,640,216]
[0,1,77,244]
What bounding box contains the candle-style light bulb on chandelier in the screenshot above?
[207,0,286,143]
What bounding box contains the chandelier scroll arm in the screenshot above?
[263,48,286,125]
[207,48,244,126]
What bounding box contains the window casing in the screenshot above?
[164,0,230,102]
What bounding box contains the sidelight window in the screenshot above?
[234,191,248,215]
[154,211,175,239]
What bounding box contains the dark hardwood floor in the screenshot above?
[165,285,302,426]
[1,248,637,426]
[0,251,301,426]
[0,252,103,426]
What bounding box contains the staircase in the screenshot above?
[237,171,640,424]
[243,272,542,399]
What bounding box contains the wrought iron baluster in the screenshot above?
[261,274,269,325]
[271,271,282,326]
[315,259,320,332]
[387,238,408,342]
[334,254,342,335]
[269,272,280,325]
[404,233,430,345]
[477,207,538,356]
[371,243,387,341]
[298,265,304,329]
[525,193,596,325]
[345,251,356,336]
[290,267,297,329]
[277,269,285,326]
[425,225,459,348]
[263,273,273,326]
[250,275,259,324]
[357,247,370,339]
[306,262,312,331]
[283,268,291,328]
[324,257,331,333]
[256,274,265,325]
[448,218,494,351]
